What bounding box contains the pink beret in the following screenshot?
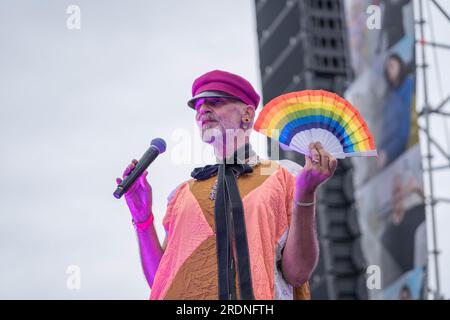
[187,70,260,109]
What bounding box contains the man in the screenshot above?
[116,70,337,300]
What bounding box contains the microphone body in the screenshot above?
[114,138,166,199]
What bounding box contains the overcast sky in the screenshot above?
[0,0,448,299]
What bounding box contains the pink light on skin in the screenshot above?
[194,97,255,154]
[116,160,164,288]
[282,141,338,287]
[294,142,338,201]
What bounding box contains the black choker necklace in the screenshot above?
[209,155,261,200]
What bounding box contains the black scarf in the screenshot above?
[190,144,255,300]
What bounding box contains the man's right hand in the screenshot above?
[116,159,153,223]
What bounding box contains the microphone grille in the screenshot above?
[151,138,167,154]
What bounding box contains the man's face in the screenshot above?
[194,97,250,144]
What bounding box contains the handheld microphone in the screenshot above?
[113,138,167,199]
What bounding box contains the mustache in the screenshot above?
[199,114,218,122]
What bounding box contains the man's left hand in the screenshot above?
[295,142,338,201]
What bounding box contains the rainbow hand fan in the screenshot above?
[253,90,377,159]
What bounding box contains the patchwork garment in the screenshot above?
[149,160,310,300]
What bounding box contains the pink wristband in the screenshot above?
[132,214,154,232]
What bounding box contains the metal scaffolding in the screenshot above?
[417,0,450,300]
